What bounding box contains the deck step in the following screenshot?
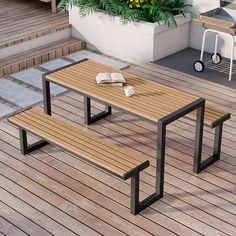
[0,23,71,50]
[0,37,86,77]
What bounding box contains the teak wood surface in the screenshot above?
[45,60,201,123]
[9,108,148,179]
[45,59,227,126]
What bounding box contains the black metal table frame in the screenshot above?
[40,60,206,214]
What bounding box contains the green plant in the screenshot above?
[140,0,194,27]
[58,0,193,28]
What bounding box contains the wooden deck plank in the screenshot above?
[0,159,120,236]
[0,184,77,236]
[0,201,52,236]
[0,215,27,236]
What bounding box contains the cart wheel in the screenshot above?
[211,53,222,64]
[193,61,205,72]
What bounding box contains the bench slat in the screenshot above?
[9,109,149,179]
[28,108,144,164]
[186,106,230,128]
[20,112,138,171]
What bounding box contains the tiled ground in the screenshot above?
[13,68,67,95]
[0,50,130,119]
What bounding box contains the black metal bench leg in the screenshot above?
[156,121,166,198]
[131,172,140,215]
[42,77,51,116]
[130,120,169,215]
[84,96,112,125]
[130,171,162,215]
[19,128,49,155]
[19,128,28,155]
[213,124,223,158]
[198,123,223,172]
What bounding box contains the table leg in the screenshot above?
[156,121,166,198]
[84,96,112,125]
[129,120,166,214]
[154,98,205,198]
[19,127,48,155]
[42,78,52,115]
[193,102,205,173]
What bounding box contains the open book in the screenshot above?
[96,73,126,87]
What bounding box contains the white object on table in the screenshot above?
[124,86,135,97]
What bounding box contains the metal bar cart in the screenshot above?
[193,8,236,81]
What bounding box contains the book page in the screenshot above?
[110,73,126,83]
[99,83,124,87]
[96,73,111,84]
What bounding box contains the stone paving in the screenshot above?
[0,104,15,117]
[0,50,129,119]
[66,50,129,69]
[13,68,67,95]
[39,58,72,71]
[0,79,42,108]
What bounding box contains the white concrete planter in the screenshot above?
[69,7,191,64]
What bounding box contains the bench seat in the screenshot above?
[8,108,149,180]
[186,105,230,173]
[8,108,155,215]
[187,106,230,128]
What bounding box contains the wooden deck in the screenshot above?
[0,60,236,235]
[0,0,69,48]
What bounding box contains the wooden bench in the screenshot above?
[186,106,230,172]
[8,108,153,215]
[39,0,57,13]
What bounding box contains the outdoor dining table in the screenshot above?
[42,59,205,204]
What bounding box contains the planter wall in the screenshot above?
[69,7,191,64]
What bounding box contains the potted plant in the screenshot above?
[58,0,194,63]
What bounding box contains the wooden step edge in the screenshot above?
[0,39,85,77]
[0,37,81,65]
[0,23,71,50]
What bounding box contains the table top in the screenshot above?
[45,60,200,122]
